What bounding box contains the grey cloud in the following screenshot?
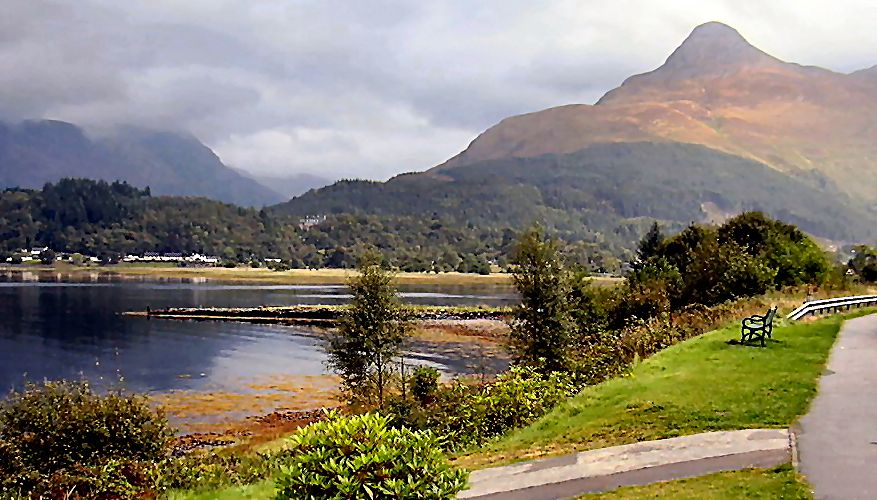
[2,0,877,180]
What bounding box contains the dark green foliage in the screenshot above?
[0,381,172,497]
[633,213,830,307]
[160,449,292,492]
[386,367,583,452]
[634,221,664,269]
[614,259,680,325]
[676,238,776,307]
[849,245,877,282]
[327,257,412,407]
[0,179,515,272]
[719,212,830,287]
[277,142,876,245]
[411,366,441,405]
[567,268,615,345]
[38,248,55,265]
[274,411,467,499]
[508,227,574,372]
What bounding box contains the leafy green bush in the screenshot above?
[388,366,584,451]
[718,212,830,287]
[274,411,467,499]
[0,381,172,497]
[411,366,441,405]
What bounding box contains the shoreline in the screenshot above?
[0,263,520,285]
[157,320,510,449]
[0,263,623,286]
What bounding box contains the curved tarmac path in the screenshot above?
[797,313,877,500]
[459,429,791,499]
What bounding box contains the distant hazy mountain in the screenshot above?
[0,120,284,206]
[249,172,332,199]
[276,21,877,244]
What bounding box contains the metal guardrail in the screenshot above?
[786,295,877,321]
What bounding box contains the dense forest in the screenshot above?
[278,142,877,243]
[0,179,626,272]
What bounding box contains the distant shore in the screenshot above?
[0,263,623,286]
[0,263,513,285]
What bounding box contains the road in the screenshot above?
[797,313,877,500]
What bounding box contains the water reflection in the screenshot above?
[0,271,514,394]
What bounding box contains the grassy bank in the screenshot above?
[457,314,847,468]
[170,313,854,499]
[580,465,810,499]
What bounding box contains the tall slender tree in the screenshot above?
[633,221,665,270]
[508,226,574,373]
[325,253,411,407]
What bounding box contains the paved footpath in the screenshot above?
[458,429,791,499]
[797,313,877,500]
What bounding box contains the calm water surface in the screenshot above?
[0,270,515,394]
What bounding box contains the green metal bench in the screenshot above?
[741,306,777,347]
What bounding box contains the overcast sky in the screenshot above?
[3,0,877,180]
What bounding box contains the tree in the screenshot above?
[633,221,664,269]
[38,248,56,265]
[508,227,574,373]
[849,245,877,282]
[326,254,412,407]
[719,212,830,287]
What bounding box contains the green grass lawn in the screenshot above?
[579,465,811,499]
[458,316,845,468]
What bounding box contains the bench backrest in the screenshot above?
[765,306,777,324]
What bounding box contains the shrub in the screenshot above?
[0,381,172,496]
[38,249,56,265]
[387,366,584,451]
[718,212,830,287]
[411,366,441,405]
[160,450,287,492]
[274,411,467,499]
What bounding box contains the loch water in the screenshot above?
[0,270,515,395]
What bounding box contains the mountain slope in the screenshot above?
[437,22,877,202]
[250,172,332,199]
[276,142,874,243]
[0,120,284,206]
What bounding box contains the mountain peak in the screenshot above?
[851,64,877,79]
[661,22,777,76]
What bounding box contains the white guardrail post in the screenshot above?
[786,295,877,321]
